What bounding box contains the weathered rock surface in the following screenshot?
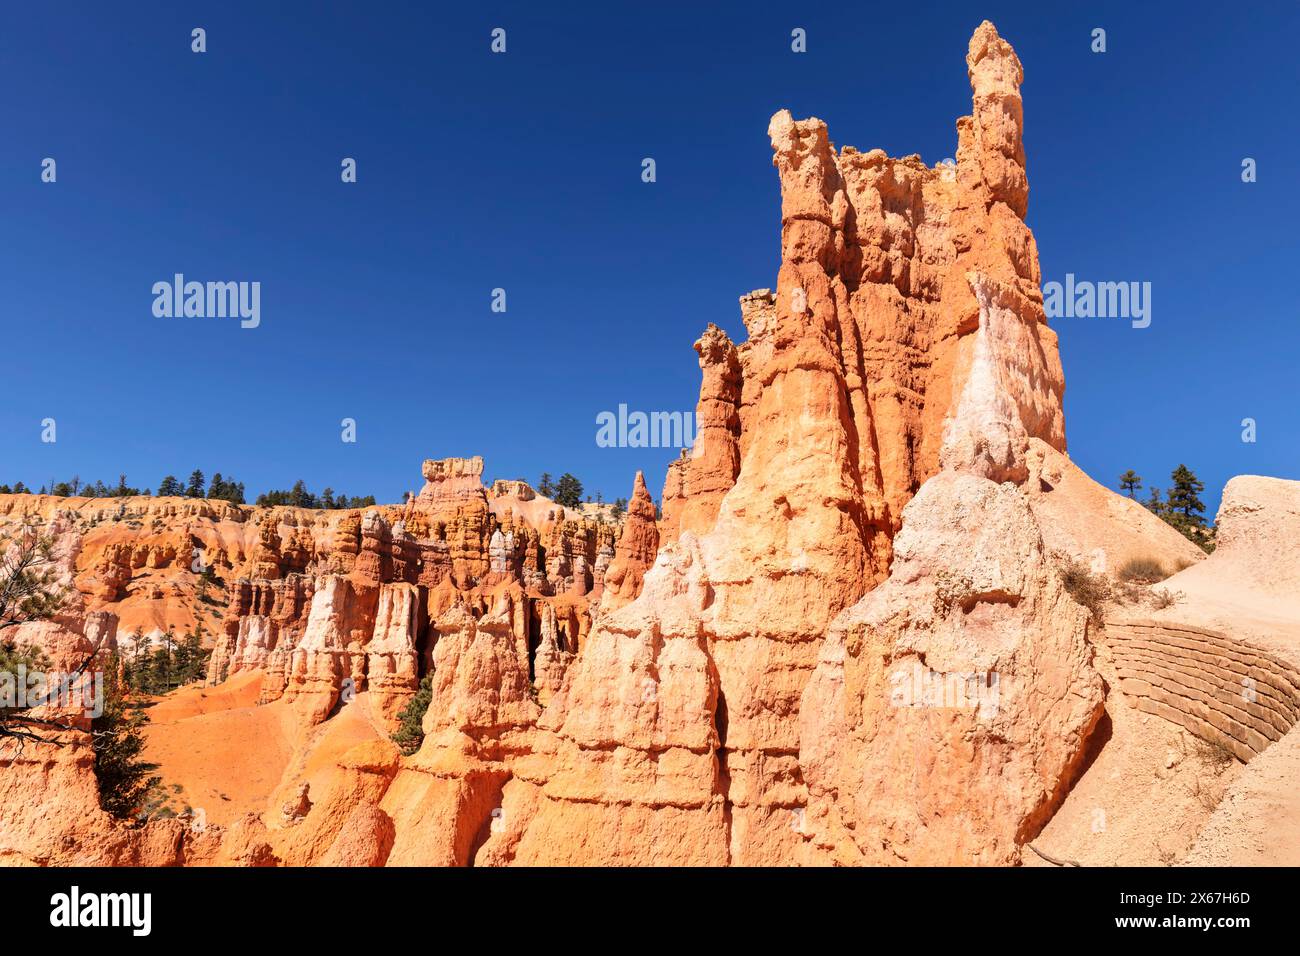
[799,473,1104,864]
[383,600,540,866]
[478,537,729,866]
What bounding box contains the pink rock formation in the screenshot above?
[417,456,487,505]
[479,538,729,866]
[383,599,540,866]
[282,575,379,725]
[659,326,742,547]
[365,583,422,725]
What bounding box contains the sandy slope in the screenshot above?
[141,672,293,827]
[1032,475,1300,867]
[1183,728,1300,865]
[1025,617,1243,866]
[141,676,387,830]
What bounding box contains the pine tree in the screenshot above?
[1144,486,1164,515]
[172,625,209,686]
[1118,470,1142,498]
[0,640,49,718]
[185,470,206,498]
[93,654,162,819]
[538,473,554,499]
[290,480,313,509]
[157,475,181,497]
[391,674,434,755]
[121,629,145,690]
[553,473,584,509]
[1165,464,1208,541]
[149,629,177,693]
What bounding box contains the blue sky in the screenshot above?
[2,1,1296,513]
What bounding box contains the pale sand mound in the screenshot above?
[1183,726,1300,865]
[1035,475,1300,867]
[1154,475,1300,651]
[1154,475,1300,866]
[1025,439,1205,574]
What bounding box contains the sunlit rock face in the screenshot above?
[475,20,1084,867]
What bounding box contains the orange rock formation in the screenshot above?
[2,21,1295,869]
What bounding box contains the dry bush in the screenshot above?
[1192,735,1238,772]
[1151,588,1183,609]
[1184,735,1237,812]
[1057,556,1111,624]
[1119,555,1168,583]
[1114,581,1144,605]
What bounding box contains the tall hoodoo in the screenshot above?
[600,471,660,612]
[481,19,1080,865]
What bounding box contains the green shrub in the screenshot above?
[391,673,434,756]
[94,655,163,820]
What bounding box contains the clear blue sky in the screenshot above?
[3,1,1297,514]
